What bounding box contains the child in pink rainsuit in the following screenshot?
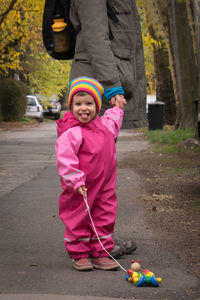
[55,76,126,271]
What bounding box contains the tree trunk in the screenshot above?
[167,0,198,128]
[152,37,176,125]
[154,0,180,128]
[192,0,200,139]
[143,0,176,125]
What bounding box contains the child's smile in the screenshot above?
[72,94,97,123]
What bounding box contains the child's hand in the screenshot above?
[109,97,116,107]
[77,185,87,197]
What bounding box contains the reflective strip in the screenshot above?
[64,238,71,242]
[91,233,113,240]
[64,237,90,243]
[105,112,121,120]
[62,170,82,180]
[64,233,113,243]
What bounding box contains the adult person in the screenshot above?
[68,0,147,258]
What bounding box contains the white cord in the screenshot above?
[83,193,127,272]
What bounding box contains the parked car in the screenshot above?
[43,99,61,120]
[25,95,44,122]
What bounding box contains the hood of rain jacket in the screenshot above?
[56,112,81,137]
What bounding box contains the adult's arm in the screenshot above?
[74,0,121,90]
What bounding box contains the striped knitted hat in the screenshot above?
[68,77,104,112]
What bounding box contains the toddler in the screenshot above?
[55,76,126,271]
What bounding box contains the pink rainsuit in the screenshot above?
[55,106,123,259]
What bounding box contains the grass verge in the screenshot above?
[0,117,38,131]
[143,126,199,153]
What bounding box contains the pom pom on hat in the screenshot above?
[68,77,104,112]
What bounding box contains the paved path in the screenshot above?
[0,122,199,300]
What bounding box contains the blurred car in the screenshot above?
[25,95,44,122]
[43,99,61,120]
[146,94,156,113]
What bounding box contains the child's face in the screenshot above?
[71,93,97,123]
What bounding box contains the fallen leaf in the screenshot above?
[25,264,38,267]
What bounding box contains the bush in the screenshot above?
[0,79,27,121]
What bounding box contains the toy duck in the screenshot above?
[126,259,162,287]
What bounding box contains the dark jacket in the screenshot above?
[69,0,147,128]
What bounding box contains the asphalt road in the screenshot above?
[0,122,199,300]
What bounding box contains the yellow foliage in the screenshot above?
[0,0,71,97]
[136,1,156,94]
[136,0,169,94]
[0,0,44,76]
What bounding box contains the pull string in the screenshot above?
[83,193,127,272]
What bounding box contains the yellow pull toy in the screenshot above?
[126,259,162,287]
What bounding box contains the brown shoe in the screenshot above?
[73,258,93,271]
[92,257,119,270]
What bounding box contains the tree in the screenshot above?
[138,0,199,129]
[166,0,198,128]
[136,1,156,94]
[0,0,71,101]
[186,0,200,138]
[0,0,24,76]
[142,0,176,125]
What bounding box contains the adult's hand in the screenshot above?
[109,94,126,107]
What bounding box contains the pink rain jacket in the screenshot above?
[55,106,123,259]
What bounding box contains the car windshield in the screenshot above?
[50,100,58,104]
[27,97,36,106]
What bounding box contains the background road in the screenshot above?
[0,122,199,300]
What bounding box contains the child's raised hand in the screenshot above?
[77,185,87,197]
[115,94,127,110]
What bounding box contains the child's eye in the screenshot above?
[74,102,81,106]
[87,102,93,105]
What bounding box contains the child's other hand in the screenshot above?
[109,96,116,107]
[77,185,87,196]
